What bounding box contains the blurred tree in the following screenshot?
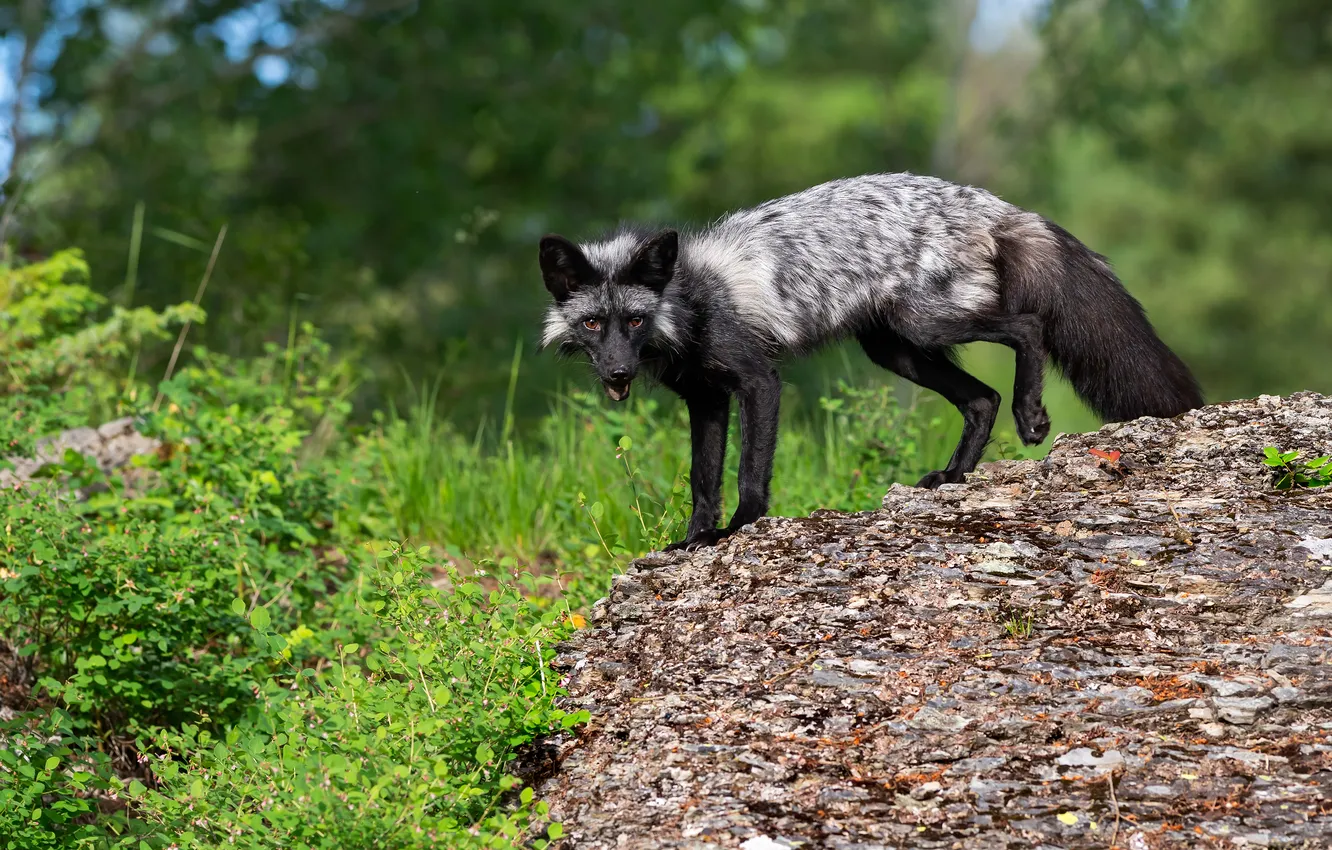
[3,0,953,422]
[1007,0,1332,399]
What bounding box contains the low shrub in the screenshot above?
[131,545,571,849]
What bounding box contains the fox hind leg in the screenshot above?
[968,313,1050,446]
[857,329,1000,488]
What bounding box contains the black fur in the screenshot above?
[997,220,1204,422]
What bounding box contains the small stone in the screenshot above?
[1207,747,1288,766]
[1286,580,1332,616]
[949,757,1007,774]
[1299,537,1332,562]
[1056,748,1125,771]
[908,706,972,732]
[1194,676,1259,697]
[1213,696,1275,725]
[909,781,943,800]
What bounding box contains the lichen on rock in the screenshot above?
[531,392,1332,849]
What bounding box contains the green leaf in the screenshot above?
[560,709,591,729]
[547,822,564,839]
[231,598,247,616]
[249,606,271,630]
[342,643,360,655]
[520,787,534,805]
[475,742,494,765]
[589,501,604,520]
[617,435,632,451]
[44,757,59,771]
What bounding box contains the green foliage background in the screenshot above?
[6,0,1325,433]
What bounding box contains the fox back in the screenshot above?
[545,174,1035,356]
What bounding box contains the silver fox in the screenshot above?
[538,173,1203,551]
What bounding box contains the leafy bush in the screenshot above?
[131,544,570,849]
[1263,446,1332,490]
[5,483,273,732]
[0,708,130,848]
[1,249,203,446]
[1,248,571,848]
[2,321,365,735]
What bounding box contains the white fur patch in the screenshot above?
[650,297,686,352]
[540,310,571,349]
[678,174,1016,349]
[582,234,638,276]
[686,231,804,348]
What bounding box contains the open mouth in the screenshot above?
[603,380,632,402]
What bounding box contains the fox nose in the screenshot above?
[608,367,631,382]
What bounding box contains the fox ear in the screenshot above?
[627,230,678,293]
[539,235,595,302]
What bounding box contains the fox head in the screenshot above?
[538,230,685,402]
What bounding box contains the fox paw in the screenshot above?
[1014,403,1051,446]
[916,469,961,489]
[663,528,731,552]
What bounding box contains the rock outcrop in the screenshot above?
[535,392,1332,849]
[0,416,162,492]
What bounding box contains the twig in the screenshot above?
[1108,768,1122,849]
[419,664,436,712]
[762,651,819,687]
[1165,495,1193,546]
[122,201,145,306]
[153,224,226,412]
[536,639,547,697]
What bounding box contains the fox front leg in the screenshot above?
[664,388,731,552]
[666,369,780,552]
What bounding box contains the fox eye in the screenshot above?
[627,316,644,329]
[583,319,601,332]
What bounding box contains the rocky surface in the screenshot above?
[1,416,162,494]
[534,392,1332,849]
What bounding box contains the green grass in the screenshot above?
[367,353,1045,610]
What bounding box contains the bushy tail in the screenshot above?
[997,216,1203,422]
